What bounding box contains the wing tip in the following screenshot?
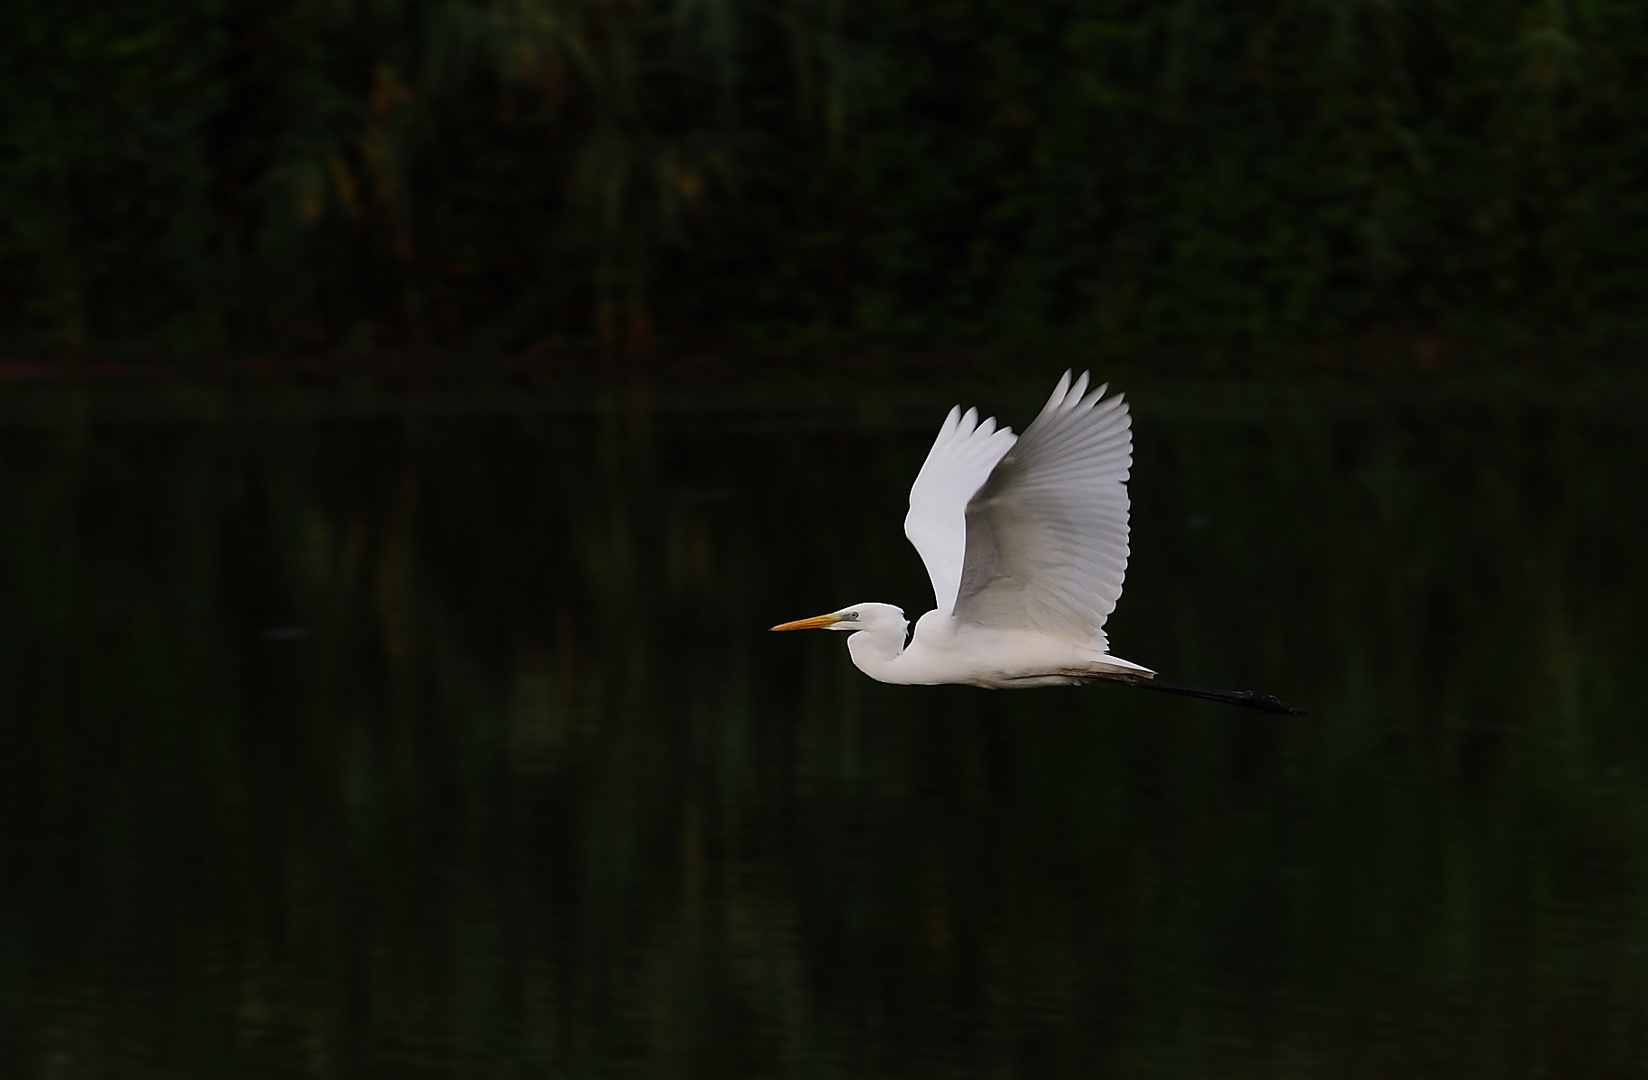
[1040,369,1129,423]
[1043,371,1074,414]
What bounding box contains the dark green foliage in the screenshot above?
[2,0,1645,357]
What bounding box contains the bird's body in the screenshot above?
[772,371,1305,715]
[827,603,1155,689]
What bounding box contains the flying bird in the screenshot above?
[771,372,1305,715]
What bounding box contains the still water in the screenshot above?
[0,376,1644,1078]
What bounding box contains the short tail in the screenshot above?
[1103,674,1308,716]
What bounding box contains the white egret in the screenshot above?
[772,372,1305,715]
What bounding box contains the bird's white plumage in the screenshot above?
[773,371,1151,688]
[904,405,1018,616]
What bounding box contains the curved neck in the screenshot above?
[846,621,908,680]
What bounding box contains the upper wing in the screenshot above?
[904,405,1018,615]
[953,372,1132,651]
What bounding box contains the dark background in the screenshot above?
[3,5,1647,1074]
[1,382,1644,1077]
[4,0,1644,364]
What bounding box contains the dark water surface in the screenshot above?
[0,378,1645,1078]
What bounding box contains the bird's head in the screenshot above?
[770,602,906,635]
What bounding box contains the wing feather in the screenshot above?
[954,372,1133,650]
[904,404,1019,615]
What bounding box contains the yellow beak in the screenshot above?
[770,612,845,632]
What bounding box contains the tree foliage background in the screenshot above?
[2,0,1643,359]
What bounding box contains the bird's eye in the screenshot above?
[847,611,859,620]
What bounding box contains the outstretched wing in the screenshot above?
[904,405,1018,615]
[953,372,1132,651]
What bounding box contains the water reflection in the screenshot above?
[0,380,1644,1077]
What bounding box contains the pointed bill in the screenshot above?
[770,612,845,631]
